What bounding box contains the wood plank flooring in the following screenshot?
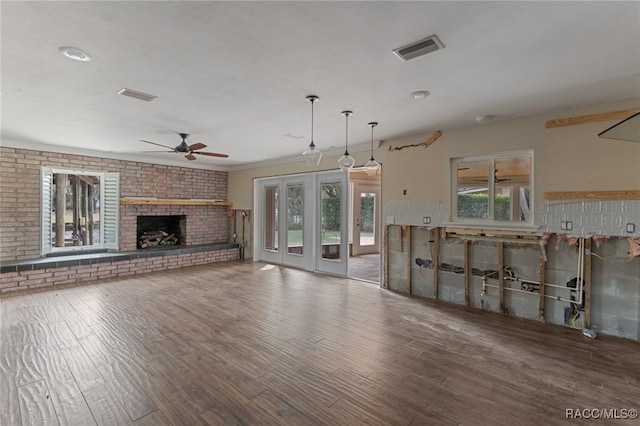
[1,261,639,425]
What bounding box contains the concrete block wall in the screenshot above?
[386,225,640,341]
[0,147,229,262]
[590,238,639,340]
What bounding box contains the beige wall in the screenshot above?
[229,98,640,212]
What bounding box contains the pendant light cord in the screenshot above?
[344,113,349,155]
[370,125,374,160]
[309,99,315,148]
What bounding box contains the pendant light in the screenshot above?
[365,122,381,176]
[302,95,322,166]
[338,110,356,171]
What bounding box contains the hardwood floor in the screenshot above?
[349,254,380,283]
[1,261,639,425]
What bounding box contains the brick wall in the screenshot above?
[0,147,229,261]
[0,248,239,293]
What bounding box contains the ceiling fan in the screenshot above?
[140,133,229,161]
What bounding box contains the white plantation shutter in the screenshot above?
[102,172,120,249]
[41,167,53,255]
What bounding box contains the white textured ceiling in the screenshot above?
[2,1,639,170]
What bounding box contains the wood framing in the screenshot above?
[498,242,505,313]
[433,228,440,300]
[545,107,640,129]
[407,227,412,294]
[424,130,442,148]
[544,190,640,201]
[464,239,470,306]
[384,225,389,289]
[387,130,442,152]
[584,238,592,329]
[538,248,546,321]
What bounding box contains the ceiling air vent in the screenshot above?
[393,34,444,62]
[116,88,157,102]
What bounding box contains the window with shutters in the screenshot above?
[41,167,119,254]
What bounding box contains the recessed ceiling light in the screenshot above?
[58,46,92,62]
[410,90,430,99]
[282,132,304,140]
[476,115,496,125]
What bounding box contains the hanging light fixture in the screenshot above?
[338,110,356,171]
[365,122,381,176]
[302,95,322,166]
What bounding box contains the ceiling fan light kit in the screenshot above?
[140,133,229,161]
[302,95,323,166]
[338,110,356,171]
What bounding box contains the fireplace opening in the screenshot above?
[136,215,186,249]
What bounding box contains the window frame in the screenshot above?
[451,150,534,228]
[41,166,120,255]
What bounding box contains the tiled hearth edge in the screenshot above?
[0,243,240,294]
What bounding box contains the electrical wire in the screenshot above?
[570,303,582,329]
[590,238,636,263]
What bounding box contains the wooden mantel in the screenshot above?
[120,198,232,206]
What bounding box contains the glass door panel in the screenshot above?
[286,183,304,256]
[321,182,341,260]
[316,172,348,276]
[359,192,375,247]
[351,186,380,256]
[264,185,279,252]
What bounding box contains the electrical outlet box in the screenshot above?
[561,221,566,231]
[423,216,431,225]
[627,223,636,233]
[566,221,573,231]
[386,216,395,225]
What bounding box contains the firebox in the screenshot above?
[136,215,186,249]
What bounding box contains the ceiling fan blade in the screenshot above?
[185,154,197,161]
[142,150,175,153]
[140,140,176,150]
[188,143,207,151]
[193,151,229,158]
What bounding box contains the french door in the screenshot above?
[351,186,380,256]
[315,172,349,276]
[258,175,311,270]
[255,171,349,276]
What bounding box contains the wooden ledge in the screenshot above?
[545,108,640,129]
[120,198,232,206]
[544,191,640,201]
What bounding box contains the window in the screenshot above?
[453,152,532,224]
[41,167,119,254]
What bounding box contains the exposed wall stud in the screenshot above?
[538,246,546,321]
[584,238,592,329]
[383,225,389,289]
[498,242,505,313]
[407,226,412,294]
[433,228,440,300]
[464,239,470,306]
